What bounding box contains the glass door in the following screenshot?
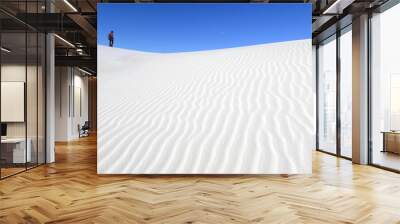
[317,35,337,154]
[339,26,352,158]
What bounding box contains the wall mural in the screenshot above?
[97,3,314,174]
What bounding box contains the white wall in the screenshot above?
[1,65,40,137]
[72,70,89,139]
[55,67,89,141]
[1,64,46,163]
[55,67,69,141]
[1,65,29,140]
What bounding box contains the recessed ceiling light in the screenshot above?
[78,67,92,76]
[1,47,11,53]
[63,0,78,12]
[54,34,75,48]
[323,0,354,15]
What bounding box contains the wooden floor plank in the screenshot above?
[1,134,400,223]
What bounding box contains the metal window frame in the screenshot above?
[315,0,400,173]
[315,23,353,161]
[367,0,400,173]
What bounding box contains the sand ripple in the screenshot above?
[98,40,314,174]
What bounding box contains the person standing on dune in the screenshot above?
[108,31,114,47]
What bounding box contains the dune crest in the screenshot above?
[98,39,314,174]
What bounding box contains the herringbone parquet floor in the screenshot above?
[1,134,400,224]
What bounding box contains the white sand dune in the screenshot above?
[98,39,314,174]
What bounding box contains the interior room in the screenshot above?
[370,2,400,171]
[0,26,46,178]
[0,0,400,223]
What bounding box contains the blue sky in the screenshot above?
[98,4,311,53]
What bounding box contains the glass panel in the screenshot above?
[340,28,352,158]
[371,4,400,171]
[27,31,38,169]
[1,31,27,177]
[0,1,46,179]
[26,0,39,169]
[38,33,45,165]
[318,36,337,154]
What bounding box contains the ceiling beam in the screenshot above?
[323,0,356,14]
[55,55,96,72]
[67,13,97,46]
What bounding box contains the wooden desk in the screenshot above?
[382,131,400,154]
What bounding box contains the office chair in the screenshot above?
[79,121,90,138]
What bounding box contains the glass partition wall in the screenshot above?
[370,3,400,171]
[317,35,337,155]
[0,4,46,179]
[0,31,27,177]
[317,25,352,159]
[317,0,400,171]
[339,27,352,159]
